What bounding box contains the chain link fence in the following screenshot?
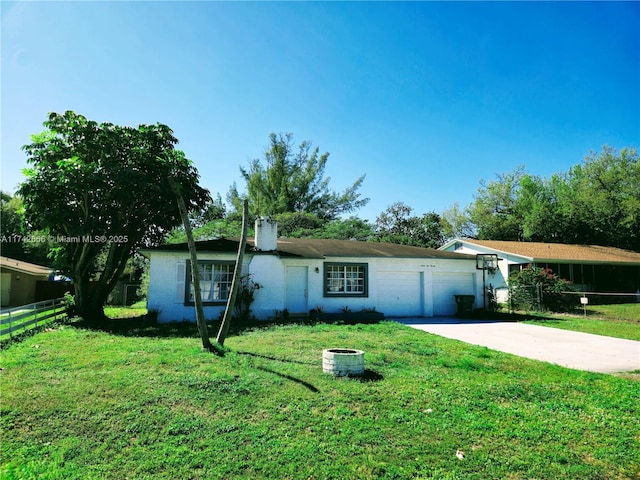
[508,285,640,313]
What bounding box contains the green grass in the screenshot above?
[584,303,640,322]
[2,317,639,479]
[0,307,67,343]
[523,303,640,341]
[0,303,142,344]
[104,303,148,319]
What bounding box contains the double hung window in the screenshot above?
[324,263,368,297]
[186,261,234,304]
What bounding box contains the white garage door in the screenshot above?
[376,272,423,317]
[432,272,475,316]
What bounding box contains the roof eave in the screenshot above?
[531,257,640,266]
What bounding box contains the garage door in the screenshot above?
[432,272,475,316]
[376,272,423,316]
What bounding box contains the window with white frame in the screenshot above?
[186,260,234,304]
[324,262,368,297]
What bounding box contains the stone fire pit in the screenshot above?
[322,348,365,376]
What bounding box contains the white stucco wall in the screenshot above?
[249,254,286,318]
[146,251,249,323]
[440,242,531,303]
[147,250,483,322]
[309,256,481,316]
[255,217,278,251]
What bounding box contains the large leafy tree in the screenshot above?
[273,213,374,240]
[0,191,22,238]
[558,146,639,251]
[374,201,445,249]
[0,192,25,259]
[228,133,369,220]
[189,193,227,228]
[0,191,52,265]
[467,166,528,241]
[440,202,476,241]
[19,111,210,319]
[448,147,639,251]
[517,173,569,243]
[166,194,231,243]
[316,216,374,241]
[272,212,325,237]
[461,167,568,243]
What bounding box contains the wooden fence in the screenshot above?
[0,297,67,340]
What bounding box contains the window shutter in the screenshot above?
[176,262,186,303]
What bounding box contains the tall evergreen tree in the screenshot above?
[228,133,368,220]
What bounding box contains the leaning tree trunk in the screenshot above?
[216,199,249,346]
[168,177,212,351]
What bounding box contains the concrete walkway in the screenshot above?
[399,318,640,374]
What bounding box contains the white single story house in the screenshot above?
[439,238,640,302]
[143,218,483,323]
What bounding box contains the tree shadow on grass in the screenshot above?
[235,350,316,366]
[354,369,384,382]
[246,360,383,393]
[255,365,320,393]
[74,314,204,339]
[74,314,319,340]
[73,313,384,389]
[235,348,385,381]
[74,313,383,341]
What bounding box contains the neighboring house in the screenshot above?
[439,239,640,302]
[142,218,483,323]
[0,257,52,307]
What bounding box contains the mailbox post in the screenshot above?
[580,295,588,316]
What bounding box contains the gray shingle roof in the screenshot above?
[146,237,473,260]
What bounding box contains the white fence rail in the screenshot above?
[0,297,67,340]
[507,285,640,313]
[562,291,640,304]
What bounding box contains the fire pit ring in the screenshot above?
[322,348,365,376]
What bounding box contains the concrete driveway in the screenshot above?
[399,318,640,374]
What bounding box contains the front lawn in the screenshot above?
[104,303,148,319]
[1,319,638,479]
[584,303,640,322]
[523,303,640,341]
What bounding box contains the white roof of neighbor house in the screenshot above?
[0,257,52,276]
[441,239,640,265]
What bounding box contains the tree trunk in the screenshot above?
[87,242,131,320]
[216,199,249,346]
[74,273,106,322]
[168,177,212,351]
[70,241,104,321]
[73,274,89,318]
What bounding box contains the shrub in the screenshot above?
[509,265,574,312]
[487,284,500,312]
[233,275,261,322]
[63,291,76,316]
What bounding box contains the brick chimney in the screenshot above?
[255,217,278,251]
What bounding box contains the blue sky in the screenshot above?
[2,1,639,222]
